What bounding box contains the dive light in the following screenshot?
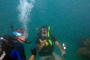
[62,43,66,57]
[62,43,67,51]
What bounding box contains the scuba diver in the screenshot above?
[0,25,36,60]
[36,25,65,60]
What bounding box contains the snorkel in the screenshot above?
[47,27,52,45]
[10,24,14,32]
[48,27,50,37]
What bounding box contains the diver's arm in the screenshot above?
[29,47,37,60]
[55,41,63,50]
[55,41,65,55]
[28,55,35,60]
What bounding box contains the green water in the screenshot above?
[0,0,90,60]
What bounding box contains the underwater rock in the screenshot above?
[59,57,64,60]
[76,39,90,59]
[76,48,90,57]
[84,39,90,47]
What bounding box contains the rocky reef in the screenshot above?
[76,39,90,59]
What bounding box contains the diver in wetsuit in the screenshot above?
[36,25,65,60]
[0,28,36,60]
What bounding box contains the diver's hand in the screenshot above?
[39,39,47,46]
[30,48,37,56]
[61,49,65,55]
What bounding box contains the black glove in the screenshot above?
[30,48,37,56]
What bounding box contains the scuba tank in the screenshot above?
[0,37,3,55]
[0,37,6,60]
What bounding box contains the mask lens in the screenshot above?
[13,32,23,37]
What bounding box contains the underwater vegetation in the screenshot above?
[76,39,90,59]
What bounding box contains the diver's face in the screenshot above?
[18,31,26,43]
[41,28,48,37]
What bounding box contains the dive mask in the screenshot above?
[13,32,28,37]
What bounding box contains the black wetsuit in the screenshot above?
[0,36,26,60]
[0,36,14,60]
[12,40,26,60]
[36,35,57,56]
